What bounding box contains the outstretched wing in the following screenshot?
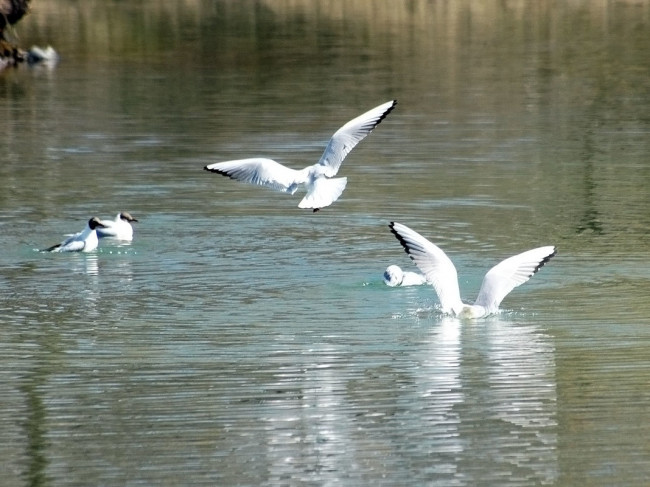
[317,100,397,177]
[473,246,557,314]
[204,158,303,194]
[389,222,463,314]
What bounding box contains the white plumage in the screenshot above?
[389,222,556,318]
[97,212,138,240]
[204,100,397,211]
[44,217,106,253]
[383,265,427,287]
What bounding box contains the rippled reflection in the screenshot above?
[413,316,558,484]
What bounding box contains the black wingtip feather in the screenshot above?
[378,100,397,125]
[204,166,236,180]
[533,246,557,274]
[388,221,415,262]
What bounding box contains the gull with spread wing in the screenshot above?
[389,222,556,318]
[204,100,397,211]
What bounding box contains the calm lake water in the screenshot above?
[1,1,650,485]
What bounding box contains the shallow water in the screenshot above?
[1,1,650,485]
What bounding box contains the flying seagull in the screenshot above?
[204,100,397,211]
[97,212,138,240]
[44,217,107,253]
[389,222,556,318]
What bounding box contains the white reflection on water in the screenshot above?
[418,316,464,448]
[253,345,356,483]
[415,316,558,484]
[219,314,559,485]
[80,253,98,276]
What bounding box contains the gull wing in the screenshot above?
[389,222,463,314]
[473,246,557,314]
[44,243,62,252]
[58,239,88,252]
[44,228,81,252]
[204,158,303,194]
[46,234,85,252]
[60,232,82,246]
[317,100,396,177]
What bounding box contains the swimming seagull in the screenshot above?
[96,212,138,240]
[383,265,427,287]
[26,45,59,66]
[389,222,556,318]
[44,217,107,253]
[204,100,397,211]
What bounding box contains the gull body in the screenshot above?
[97,212,138,240]
[383,265,427,287]
[45,217,106,253]
[27,45,59,66]
[389,222,556,318]
[204,100,397,211]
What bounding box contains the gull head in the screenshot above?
[119,212,138,223]
[383,265,404,286]
[88,217,107,230]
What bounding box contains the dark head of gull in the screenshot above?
[88,217,107,230]
[119,212,138,223]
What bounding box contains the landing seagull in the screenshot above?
[389,222,556,318]
[44,217,107,253]
[204,100,397,211]
[383,265,427,287]
[97,212,138,240]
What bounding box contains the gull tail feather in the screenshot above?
[299,177,347,211]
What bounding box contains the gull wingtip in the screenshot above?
[388,222,413,257]
[204,164,228,176]
[533,246,558,274]
[381,100,397,120]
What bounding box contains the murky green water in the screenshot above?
[1,1,650,485]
